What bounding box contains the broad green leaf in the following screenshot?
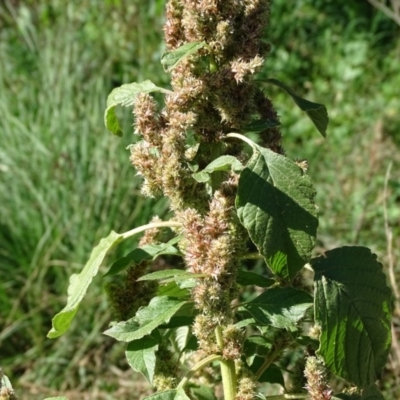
[312,247,392,388]
[126,335,159,383]
[105,237,182,276]
[263,78,328,137]
[243,287,312,331]
[159,302,196,328]
[237,270,274,287]
[157,281,190,298]
[48,231,123,338]
[143,389,191,400]
[236,146,318,280]
[159,316,194,329]
[104,80,170,136]
[138,269,205,282]
[104,296,187,342]
[242,118,280,134]
[161,42,206,72]
[192,155,243,183]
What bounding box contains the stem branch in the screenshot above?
[121,221,181,240]
[176,354,222,390]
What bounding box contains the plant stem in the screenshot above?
[176,354,222,390]
[121,221,181,240]
[226,132,257,150]
[255,345,283,381]
[215,326,237,400]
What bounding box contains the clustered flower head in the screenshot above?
[130,0,283,383]
[304,356,333,400]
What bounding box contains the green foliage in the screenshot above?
[2,0,400,399]
[236,141,318,280]
[161,42,206,72]
[312,247,392,387]
[105,80,171,136]
[242,287,313,331]
[48,231,124,338]
[262,78,329,137]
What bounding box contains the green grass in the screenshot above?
[1,0,400,398]
[0,0,167,393]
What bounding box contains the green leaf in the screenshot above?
[236,146,318,280]
[104,296,187,342]
[242,118,280,134]
[157,281,191,298]
[263,78,328,137]
[361,385,385,400]
[243,335,273,365]
[190,385,217,400]
[105,238,182,276]
[174,326,192,352]
[126,334,159,383]
[192,155,243,183]
[48,231,123,338]
[139,269,205,282]
[104,248,152,276]
[249,358,285,386]
[243,287,313,331]
[143,389,191,400]
[104,80,170,136]
[312,247,392,387]
[237,270,274,288]
[161,42,206,72]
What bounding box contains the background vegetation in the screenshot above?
[0,0,399,398]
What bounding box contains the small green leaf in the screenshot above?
[262,78,328,137]
[138,269,205,282]
[192,155,243,183]
[143,389,191,400]
[105,238,182,276]
[243,287,313,331]
[236,146,318,280]
[126,334,159,383]
[48,231,123,338]
[243,335,272,365]
[174,326,191,352]
[312,247,392,388]
[237,270,274,287]
[161,42,206,72]
[242,118,280,134]
[104,296,187,342]
[104,80,170,136]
